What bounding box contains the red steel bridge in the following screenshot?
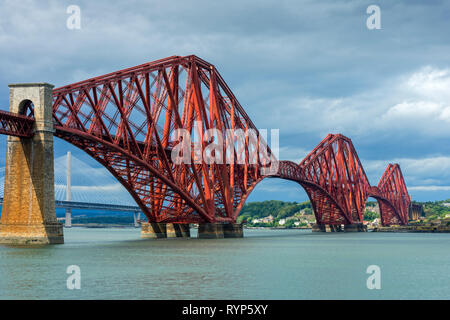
[0,55,410,227]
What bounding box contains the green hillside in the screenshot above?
[61,199,450,227]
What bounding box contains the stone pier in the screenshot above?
[198,223,244,238]
[312,223,367,232]
[0,83,63,245]
[141,223,191,239]
[141,222,167,239]
[166,223,190,238]
[198,223,224,239]
[312,224,326,232]
[343,223,367,232]
[223,223,244,238]
[143,223,243,239]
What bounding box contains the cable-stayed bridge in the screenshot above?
[0,153,142,227]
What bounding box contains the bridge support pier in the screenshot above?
[141,223,191,239]
[141,222,167,239]
[197,223,244,238]
[312,224,343,232]
[343,223,367,232]
[0,83,63,245]
[223,223,244,238]
[330,224,343,232]
[312,223,367,232]
[312,224,326,232]
[166,223,190,238]
[198,223,224,239]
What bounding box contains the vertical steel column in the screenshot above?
[65,151,72,228]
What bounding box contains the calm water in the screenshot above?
[0,228,449,300]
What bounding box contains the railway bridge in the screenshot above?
[0,55,411,244]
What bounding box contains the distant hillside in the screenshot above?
[416,199,450,219]
[237,200,312,224]
[50,199,449,226]
[236,198,450,224]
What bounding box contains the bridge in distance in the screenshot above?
[0,55,413,244]
[0,152,144,228]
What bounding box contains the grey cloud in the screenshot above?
[0,0,449,201]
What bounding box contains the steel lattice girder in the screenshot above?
[374,164,410,225]
[275,134,370,225]
[272,134,410,226]
[0,56,411,226]
[51,55,271,223]
[0,109,34,138]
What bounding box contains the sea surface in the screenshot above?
[0,228,449,300]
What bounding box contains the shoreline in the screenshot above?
[373,225,450,233]
[65,224,314,230]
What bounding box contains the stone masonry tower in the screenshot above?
[0,83,63,244]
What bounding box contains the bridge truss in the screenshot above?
[0,55,411,226]
[274,134,410,225]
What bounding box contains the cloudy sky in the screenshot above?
[0,0,449,203]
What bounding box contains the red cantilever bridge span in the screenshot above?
[0,55,410,227]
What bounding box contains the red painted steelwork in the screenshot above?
[0,56,411,226]
[272,134,410,226]
[51,55,270,224]
[373,164,410,225]
[0,109,34,138]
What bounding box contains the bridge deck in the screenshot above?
[0,198,141,213]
